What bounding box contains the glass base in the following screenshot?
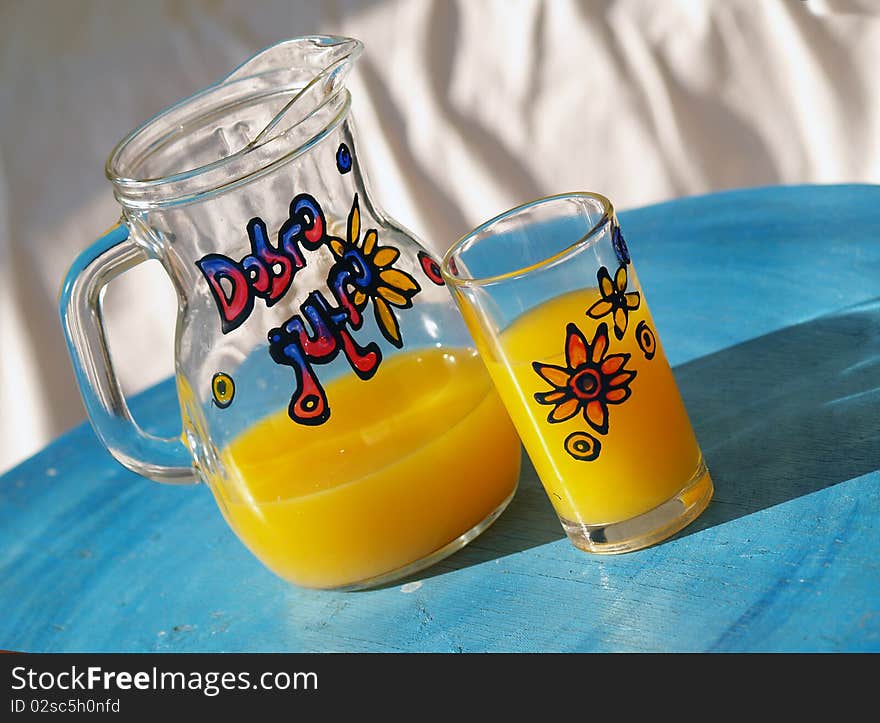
[560,460,713,554]
[337,482,518,591]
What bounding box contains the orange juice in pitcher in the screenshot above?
[213,348,519,589]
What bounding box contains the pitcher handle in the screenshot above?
[59,223,196,484]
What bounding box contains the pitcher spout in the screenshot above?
[225,35,363,85]
[226,36,364,148]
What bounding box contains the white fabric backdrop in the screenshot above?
[1,0,878,474]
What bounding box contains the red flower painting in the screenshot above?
[532,321,636,435]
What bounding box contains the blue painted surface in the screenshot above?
[1,184,878,652]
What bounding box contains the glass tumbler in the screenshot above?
[441,192,713,553]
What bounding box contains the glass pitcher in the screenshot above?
[60,36,521,590]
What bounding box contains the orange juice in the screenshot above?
[464,287,706,526]
[208,348,521,589]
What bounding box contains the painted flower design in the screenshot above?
[532,322,636,435]
[586,264,641,340]
[328,195,421,348]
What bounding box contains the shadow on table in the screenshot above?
[384,297,880,586]
[672,297,880,538]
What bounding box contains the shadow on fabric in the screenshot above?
[389,298,880,585]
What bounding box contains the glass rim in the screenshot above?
[106,93,350,210]
[440,191,614,288]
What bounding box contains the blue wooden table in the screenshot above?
[2,185,878,652]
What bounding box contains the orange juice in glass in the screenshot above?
[443,193,713,553]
